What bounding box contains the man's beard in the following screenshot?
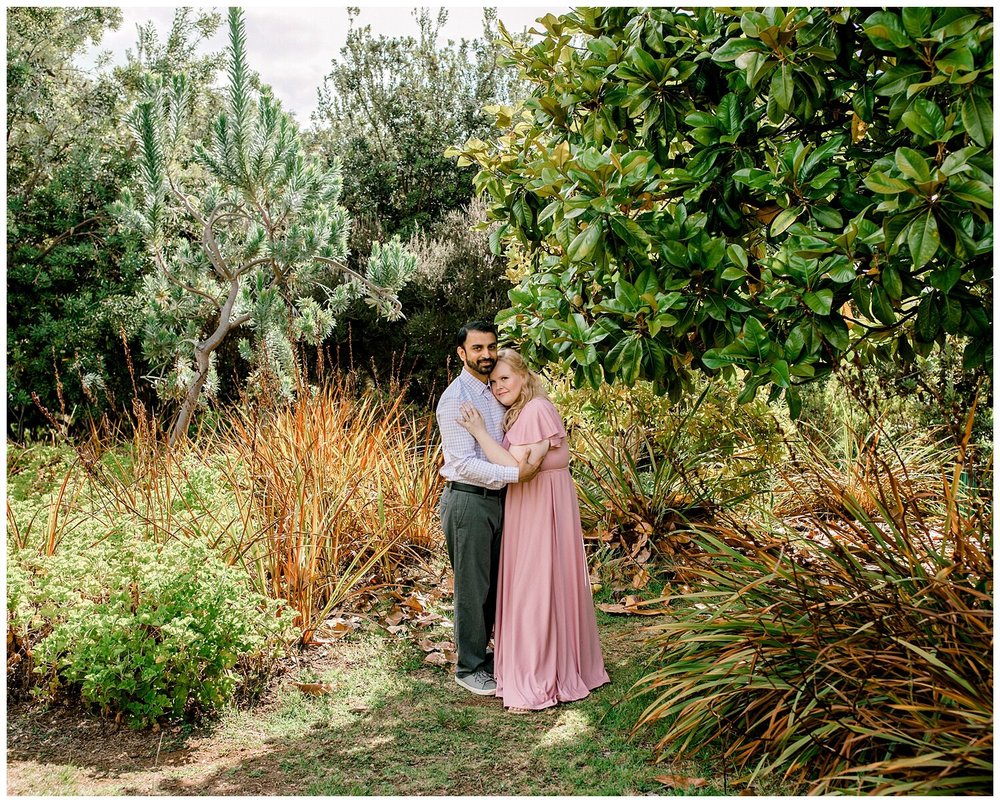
[468,356,495,376]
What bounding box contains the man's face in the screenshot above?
[458,330,498,380]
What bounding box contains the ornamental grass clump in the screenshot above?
[216,374,443,643]
[633,427,992,794]
[564,382,777,561]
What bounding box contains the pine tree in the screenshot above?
[116,7,414,444]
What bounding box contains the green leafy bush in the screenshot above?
[9,535,296,725]
[456,7,992,410]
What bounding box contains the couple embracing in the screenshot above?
[435,320,609,713]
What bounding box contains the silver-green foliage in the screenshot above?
[115,7,415,442]
[9,535,297,725]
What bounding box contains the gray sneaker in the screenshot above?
[455,669,496,696]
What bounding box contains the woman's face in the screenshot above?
[490,360,523,407]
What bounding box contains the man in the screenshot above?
[435,320,542,695]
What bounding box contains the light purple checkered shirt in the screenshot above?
[436,369,519,490]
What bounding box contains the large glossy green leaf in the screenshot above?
[567,222,602,262]
[881,265,903,301]
[901,99,945,140]
[825,257,856,284]
[936,48,974,75]
[742,316,769,359]
[716,94,742,135]
[961,93,992,146]
[816,316,850,351]
[770,206,801,236]
[941,296,963,333]
[932,9,981,38]
[726,242,748,270]
[712,38,765,63]
[907,211,940,268]
[928,264,961,293]
[949,180,993,208]
[864,171,913,195]
[803,288,833,315]
[701,340,751,369]
[811,206,843,230]
[963,337,988,371]
[863,10,912,50]
[873,65,924,96]
[895,148,932,183]
[901,6,932,37]
[871,285,896,325]
[770,63,793,111]
[768,359,789,388]
[915,293,940,341]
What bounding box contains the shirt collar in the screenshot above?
[460,368,492,394]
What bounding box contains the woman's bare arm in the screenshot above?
[457,404,549,477]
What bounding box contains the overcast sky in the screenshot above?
[81,5,559,123]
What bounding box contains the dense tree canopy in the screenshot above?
[308,8,524,397]
[7,8,129,434]
[455,7,992,414]
[6,8,225,436]
[312,7,523,240]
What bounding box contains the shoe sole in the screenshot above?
[454,676,496,696]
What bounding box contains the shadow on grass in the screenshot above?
[7,615,731,796]
[156,662,665,795]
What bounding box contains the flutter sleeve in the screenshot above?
[506,397,566,448]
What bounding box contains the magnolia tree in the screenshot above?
[117,8,414,443]
[453,8,992,415]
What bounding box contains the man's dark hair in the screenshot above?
[456,320,498,349]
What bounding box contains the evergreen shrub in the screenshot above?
[8,534,296,725]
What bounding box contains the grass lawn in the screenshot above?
[7,610,745,796]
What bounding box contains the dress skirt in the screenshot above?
[494,397,609,710]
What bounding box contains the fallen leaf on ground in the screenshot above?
[655,774,707,789]
[418,639,454,653]
[385,606,406,626]
[596,596,664,616]
[292,682,335,696]
[401,595,425,613]
[313,617,359,641]
[424,652,450,666]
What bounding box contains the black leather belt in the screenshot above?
[446,481,503,498]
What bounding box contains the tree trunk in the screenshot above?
[168,348,212,447]
[167,276,245,446]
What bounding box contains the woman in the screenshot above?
[457,349,609,713]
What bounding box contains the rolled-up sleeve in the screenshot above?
[437,393,519,488]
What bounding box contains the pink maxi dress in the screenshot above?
[494,396,610,710]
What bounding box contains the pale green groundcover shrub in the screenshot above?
[8,532,297,726]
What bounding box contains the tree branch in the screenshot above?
[199,276,243,355]
[28,215,105,275]
[312,254,400,306]
[156,250,222,310]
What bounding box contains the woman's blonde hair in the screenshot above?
[494,348,547,432]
